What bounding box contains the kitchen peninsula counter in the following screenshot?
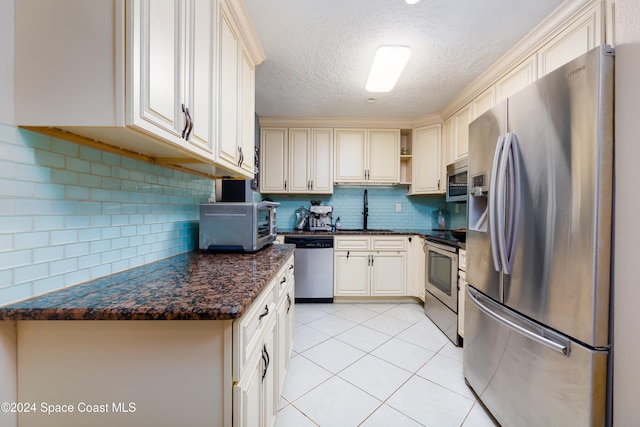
[0,244,294,321]
[0,244,296,427]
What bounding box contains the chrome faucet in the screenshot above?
[362,189,368,230]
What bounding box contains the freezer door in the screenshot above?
[463,287,608,427]
[466,101,507,301]
[504,46,614,347]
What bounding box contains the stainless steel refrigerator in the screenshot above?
[464,45,614,427]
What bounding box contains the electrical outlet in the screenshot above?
[395,203,402,212]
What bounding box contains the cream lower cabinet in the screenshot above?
[334,236,407,297]
[233,254,294,427]
[409,236,426,301]
[233,314,276,427]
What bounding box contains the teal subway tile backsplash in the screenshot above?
[0,123,214,306]
[263,186,467,231]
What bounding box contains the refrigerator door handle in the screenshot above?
[499,133,523,275]
[468,288,571,356]
[489,135,506,272]
[504,133,522,274]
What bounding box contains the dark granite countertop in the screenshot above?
[278,228,465,249]
[0,244,295,321]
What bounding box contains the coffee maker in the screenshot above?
[309,205,333,231]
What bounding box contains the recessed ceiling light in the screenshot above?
[365,46,411,93]
[366,97,377,103]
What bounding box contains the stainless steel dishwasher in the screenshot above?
[284,236,334,303]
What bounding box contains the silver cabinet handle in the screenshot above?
[287,293,292,313]
[185,107,193,141]
[181,104,190,139]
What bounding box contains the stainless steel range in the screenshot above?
[424,237,460,346]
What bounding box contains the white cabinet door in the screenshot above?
[412,124,442,195]
[240,45,256,176]
[133,0,186,146]
[452,105,471,161]
[334,252,370,296]
[218,2,241,171]
[470,86,496,121]
[334,129,399,183]
[288,128,311,193]
[371,252,406,295]
[496,55,538,102]
[537,2,602,77]
[441,117,454,188]
[233,346,263,427]
[410,237,426,301]
[368,129,400,182]
[233,303,277,427]
[310,128,334,193]
[262,318,277,427]
[334,129,367,182]
[260,128,288,193]
[185,0,214,156]
[458,270,466,338]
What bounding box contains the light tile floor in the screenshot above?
[275,302,499,427]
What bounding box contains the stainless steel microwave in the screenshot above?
[199,201,279,252]
[446,159,468,202]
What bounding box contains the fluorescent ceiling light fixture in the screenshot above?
[405,0,422,4]
[365,46,411,92]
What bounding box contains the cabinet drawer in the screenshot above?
[372,236,407,251]
[233,279,277,382]
[335,236,370,250]
[277,259,295,296]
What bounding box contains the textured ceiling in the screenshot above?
[243,0,564,119]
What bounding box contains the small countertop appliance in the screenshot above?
[309,205,333,231]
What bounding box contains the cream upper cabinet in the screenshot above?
[288,128,312,193]
[334,129,400,183]
[334,129,367,182]
[218,2,242,173]
[537,2,603,77]
[442,117,454,178]
[287,128,333,194]
[496,55,538,102]
[133,0,186,148]
[310,129,334,193]
[240,45,257,177]
[368,130,401,182]
[411,124,442,195]
[470,86,496,121]
[452,105,471,161]
[261,127,333,194]
[260,128,288,193]
[14,0,263,180]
